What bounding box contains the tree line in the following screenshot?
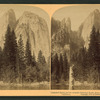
[51,26,100,86]
[51,52,69,83]
[0,25,49,84]
[71,26,100,84]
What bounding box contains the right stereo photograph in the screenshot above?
[51,5,100,90]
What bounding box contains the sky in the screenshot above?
[52,5,100,31]
[1,5,100,32]
[0,5,50,32]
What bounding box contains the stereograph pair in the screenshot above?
[0,5,99,90]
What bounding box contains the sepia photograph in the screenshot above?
[0,5,50,90]
[51,5,100,90]
[1,3,100,96]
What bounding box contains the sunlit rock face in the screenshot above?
[0,9,50,60]
[78,9,100,48]
[52,17,71,55]
[15,11,50,60]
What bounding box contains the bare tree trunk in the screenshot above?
[69,64,74,90]
[21,73,22,87]
[98,67,99,88]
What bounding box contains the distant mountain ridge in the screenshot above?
[52,9,100,56]
[0,9,50,60]
[78,9,100,48]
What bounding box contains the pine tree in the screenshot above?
[32,51,36,67]
[18,34,25,69]
[81,47,87,81]
[59,53,63,79]
[25,38,32,66]
[95,30,100,83]
[51,53,55,74]
[0,47,3,80]
[63,52,69,81]
[95,30,100,65]
[18,34,25,83]
[88,26,99,83]
[3,26,18,82]
[88,26,97,65]
[3,25,12,65]
[11,30,18,74]
[77,47,87,81]
[38,50,46,65]
[42,56,46,64]
[54,53,60,83]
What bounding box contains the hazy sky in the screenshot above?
[52,5,100,31]
[1,5,100,32]
[0,5,50,32]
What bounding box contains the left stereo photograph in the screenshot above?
[0,5,50,90]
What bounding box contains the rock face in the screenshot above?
[51,17,71,61]
[0,9,16,48]
[51,9,100,67]
[61,17,71,33]
[78,9,100,48]
[51,16,84,59]
[15,11,50,60]
[0,9,50,60]
[52,18,71,54]
[51,17,82,52]
[52,9,100,57]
